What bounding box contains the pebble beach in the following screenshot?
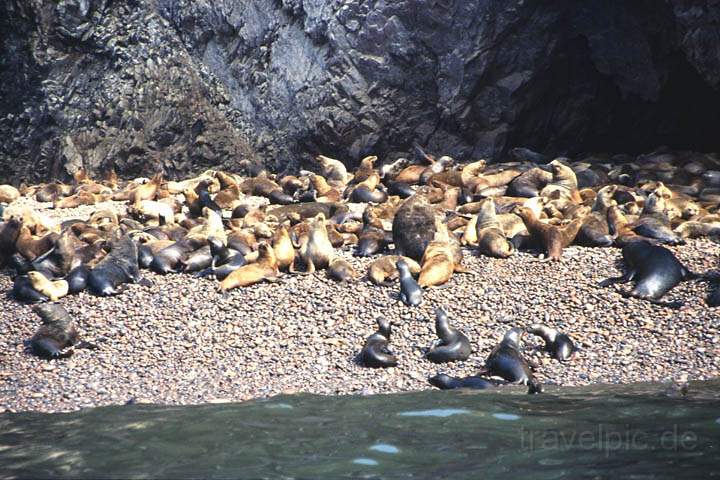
[1,199,719,414]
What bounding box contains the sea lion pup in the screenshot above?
[480,328,542,394]
[576,184,617,247]
[599,240,694,306]
[475,198,514,258]
[13,275,50,303]
[540,159,581,202]
[0,185,20,203]
[290,213,334,274]
[632,193,685,245]
[29,305,79,359]
[425,308,471,363]
[513,206,583,261]
[367,255,421,286]
[219,243,280,290]
[127,172,163,205]
[392,194,437,261]
[328,257,357,282]
[429,374,498,390]
[506,167,552,198]
[527,323,576,362]
[88,232,144,296]
[397,259,422,306]
[27,271,69,302]
[359,317,398,368]
[316,154,351,185]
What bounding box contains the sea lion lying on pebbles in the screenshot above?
[26,271,69,302]
[219,243,279,290]
[368,255,420,286]
[599,240,694,307]
[527,324,576,362]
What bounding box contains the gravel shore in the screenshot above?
[1,200,719,413]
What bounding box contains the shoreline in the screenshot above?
[1,201,719,414]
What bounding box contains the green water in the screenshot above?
[1,382,719,479]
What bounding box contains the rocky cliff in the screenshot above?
[2,0,719,183]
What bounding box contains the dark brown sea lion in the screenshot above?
[506,167,552,198]
[359,317,397,368]
[87,233,144,296]
[392,195,437,262]
[29,304,79,359]
[513,206,583,261]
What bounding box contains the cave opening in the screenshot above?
[505,33,720,161]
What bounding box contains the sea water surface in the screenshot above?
[1,381,719,479]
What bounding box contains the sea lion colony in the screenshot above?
[1,146,719,392]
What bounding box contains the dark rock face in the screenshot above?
[2,0,720,183]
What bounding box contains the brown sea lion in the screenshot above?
[316,155,351,185]
[513,206,583,261]
[632,193,685,245]
[418,228,469,287]
[367,255,421,286]
[576,185,617,247]
[27,271,69,301]
[16,226,59,261]
[128,172,163,205]
[272,225,295,271]
[0,185,20,203]
[219,243,280,290]
[475,198,514,258]
[291,213,335,273]
[540,160,581,202]
[328,257,357,282]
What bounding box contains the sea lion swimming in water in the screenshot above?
[425,308,471,363]
[527,323,576,362]
[397,259,422,306]
[359,317,398,368]
[29,304,79,359]
[480,328,542,393]
[599,240,694,307]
